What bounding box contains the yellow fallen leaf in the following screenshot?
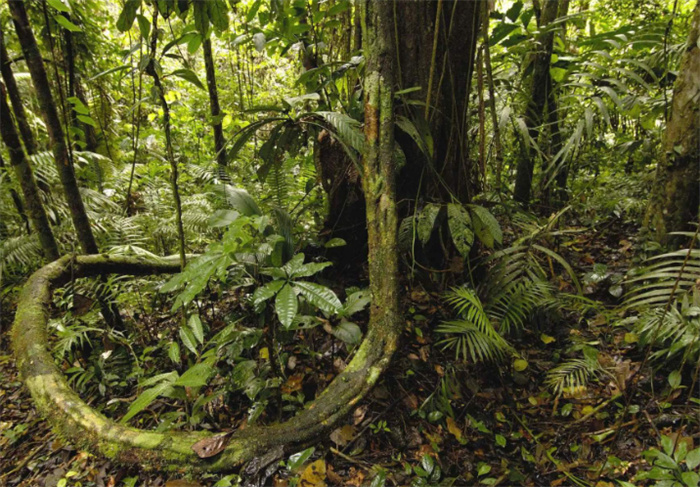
[540,333,556,344]
[259,347,269,360]
[299,459,326,487]
[446,417,462,441]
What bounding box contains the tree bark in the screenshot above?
[1,82,60,261]
[8,0,98,255]
[513,0,559,207]
[1,27,37,155]
[0,152,31,235]
[647,0,700,240]
[361,0,400,341]
[203,38,227,180]
[394,0,482,204]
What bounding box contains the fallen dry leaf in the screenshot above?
[299,459,326,487]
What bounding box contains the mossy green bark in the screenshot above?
[647,1,700,240]
[13,245,400,470]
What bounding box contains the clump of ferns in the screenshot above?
[620,231,700,365]
[436,275,555,364]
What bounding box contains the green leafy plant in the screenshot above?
[635,436,700,487]
[253,252,341,329]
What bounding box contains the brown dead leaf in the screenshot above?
[299,459,326,487]
[191,432,232,458]
[326,464,343,485]
[330,425,356,446]
[346,467,365,487]
[403,394,419,410]
[281,374,304,394]
[353,406,368,425]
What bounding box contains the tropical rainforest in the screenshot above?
[0,0,699,485]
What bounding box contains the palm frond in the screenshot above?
[545,353,604,396]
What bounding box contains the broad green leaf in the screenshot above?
[417,203,441,245]
[174,362,214,388]
[170,68,205,90]
[275,284,298,329]
[506,1,523,21]
[668,370,682,389]
[252,280,284,306]
[686,448,700,470]
[293,282,342,314]
[54,14,81,32]
[208,209,240,228]
[187,33,203,54]
[470,205,502,248]
[682,472,699,487]
[292,261,332,279]
[136,14,150,40]
[116,0,140,32]
[121,382,172,423]
[139,371,178,388]
[189,314,204,344]
[447,203,474,257]
[179,327,198,355]
[77,115,97,128]
[67,97,89,115]
[281,253,305,276]
[220,185,262,216]
[324,238,346,248]
[330,320,362,345]
[47,0,70,13]
[550,67,567,83]
[343,290,371,317]
[207,0,229,32]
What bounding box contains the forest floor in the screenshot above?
[0,219,697,487]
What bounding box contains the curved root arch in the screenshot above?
[12,254,400,471]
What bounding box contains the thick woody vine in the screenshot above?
[11,1,399,472]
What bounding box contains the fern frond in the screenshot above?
[438,287,513,363]
[623,246,700,310]
[545,356,603,396]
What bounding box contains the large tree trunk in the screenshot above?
[1,82,60,261]
[395,0,482,204]
[647,1,700,240]
[9,0,98,255]
[0,152,30,235]
[1,28,37,155]
[513,0,559,207]
[11,1,400,471]
[203,38,227,180]
[10,0,122,328]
